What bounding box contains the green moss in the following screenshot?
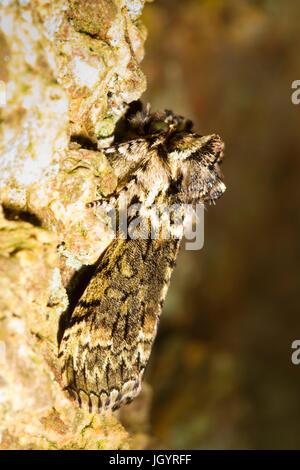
[69,0,118,39]
[80,415,95,438]
[29,353,42,365]
[96,439,106,450]
[60,442,85,450]
[46,440,58,450]
[95,117,115,138]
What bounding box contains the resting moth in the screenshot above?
[59,104,226,413]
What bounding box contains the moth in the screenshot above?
[59,105,226,412]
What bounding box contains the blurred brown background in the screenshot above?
[141,0,300,449]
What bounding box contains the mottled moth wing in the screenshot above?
[59,237,180,412]
[59,104,226,413]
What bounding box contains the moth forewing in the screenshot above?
[59,108,226,413]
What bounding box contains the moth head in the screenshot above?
[167,133,226,204]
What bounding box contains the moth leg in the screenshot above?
[86,198,103,208]
[86,176,138,210]
[86,195,118,209]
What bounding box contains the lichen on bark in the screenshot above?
[0,0,152,450]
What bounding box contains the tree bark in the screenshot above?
[0,0,152,450]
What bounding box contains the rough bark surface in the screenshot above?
[0,0,153,450]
